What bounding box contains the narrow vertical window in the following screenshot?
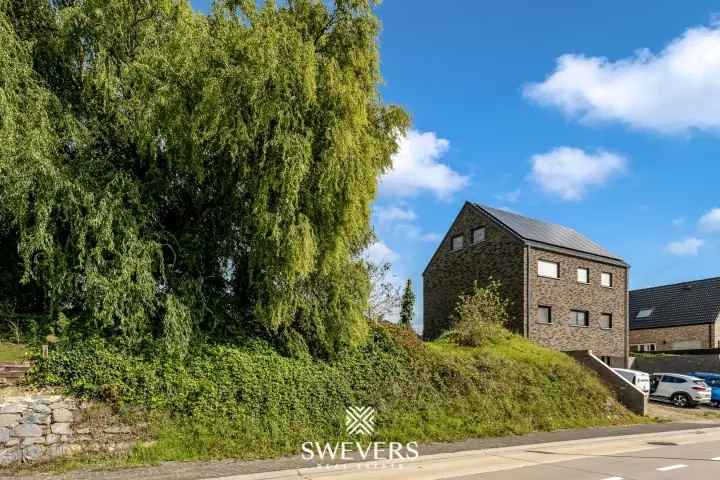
[537,306,552,324]
[472,227,486,244]
[576,268,589,284]
[601,272,613,287]
[569,310,589,327]
[600,313,612,329]
[451,235,464,251]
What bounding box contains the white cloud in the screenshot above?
[529,147,626,200]
[672,217,686,227]
[699,207,720,232]
[524,24,720,134]
[380,130,469,198]
[362,241,398,264]
[666,237,705,256]
[375,205,417,223]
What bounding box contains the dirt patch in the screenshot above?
[648,401,720,423]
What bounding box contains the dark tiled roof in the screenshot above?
[630,277,720,330]
[474,204,624,262]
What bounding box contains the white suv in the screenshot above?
[650,373,712,408]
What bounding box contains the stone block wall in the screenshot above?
[0,393,138,465]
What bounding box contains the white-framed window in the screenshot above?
[569,309,589,327]
[601,272,613,287]
[630,343,656,353]
[451,235,463,251]
[577,267,589,284]
[537,305,552,324]
[600,313,612,329]
[538,260,559,279]
[472,227,486,244]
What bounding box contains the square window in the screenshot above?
[538,260,559,279]
[451,235,463,251]
[537,306,552,324]
[472,227,486,244]
[600,313,612,329]
[569,310,589,327]
[601,272,613,287]
[577,268,589,284]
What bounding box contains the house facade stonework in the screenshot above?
[629,277,720,352]
[629,323,719,351]
[424,203,629,366]
[527,248,627,360]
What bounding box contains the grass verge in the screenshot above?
[0,342,30,363]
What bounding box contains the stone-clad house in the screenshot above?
[423,203,629,367]
[629,277,720,352]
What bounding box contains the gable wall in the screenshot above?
[423,204,525,340]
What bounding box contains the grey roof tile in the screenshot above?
[474,204,623,262]
[630,277,720,329]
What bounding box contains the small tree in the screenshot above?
[449,279,511,347]
[399,279,415,329]
[365,262,401,323]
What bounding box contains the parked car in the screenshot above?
[689,372,720,408]
[649,373,712,407]
[614,368,651,394]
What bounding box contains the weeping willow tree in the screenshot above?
[0,0,408,358]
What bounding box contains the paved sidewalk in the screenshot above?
[2,422,718,480]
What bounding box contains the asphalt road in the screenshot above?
[459,439,720,479]
[206,426,720,480]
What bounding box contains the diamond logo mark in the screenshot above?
[345,406,375,435]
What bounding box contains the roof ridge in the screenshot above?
[631,276,720,292]
[476,203,561,226]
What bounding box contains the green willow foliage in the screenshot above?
[0,0,408,357]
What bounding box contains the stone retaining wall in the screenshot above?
[0,393,139,464]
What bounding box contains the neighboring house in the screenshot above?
[629,277,720,352]
[423,202,629,367]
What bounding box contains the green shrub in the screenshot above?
[443,280,513,347]
[30,323,640,463]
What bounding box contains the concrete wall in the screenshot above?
[423,203,525,340]
[528,248,627,362]
[567,350,647,416]
[630,323,717,351]
[631,354,720,375]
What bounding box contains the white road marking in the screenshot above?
[656,464,688,472]
[712,457,720,461]
[601,477,623,480]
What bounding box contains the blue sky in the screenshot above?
[192,1,720,329]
